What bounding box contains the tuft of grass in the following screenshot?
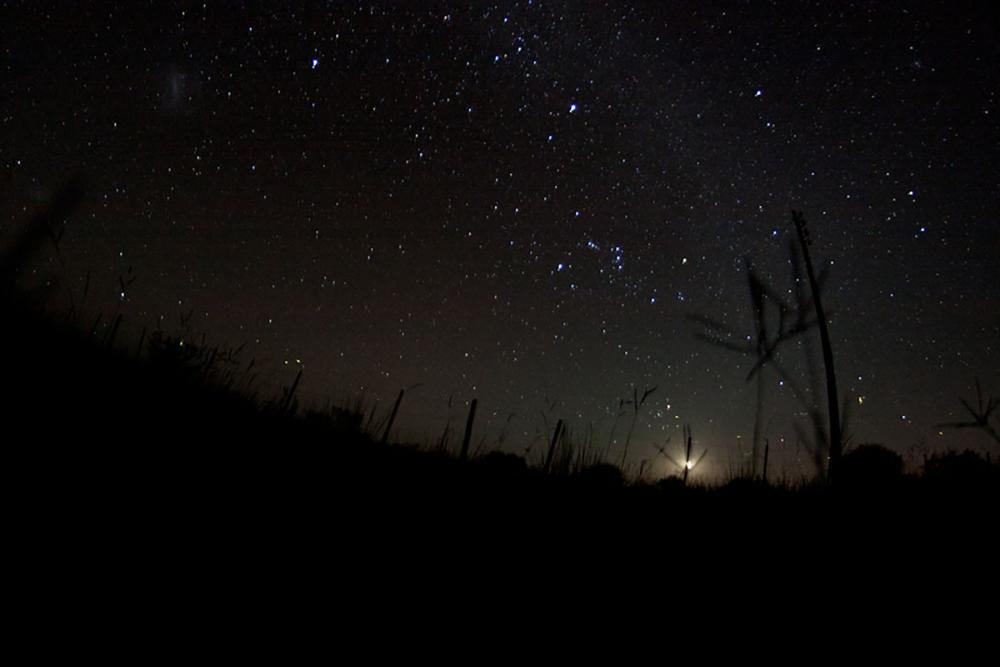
[381,389,406,444]
[654,424,707,485]
[936,378,1000,446]
[543,418,564,473]
[619,384,656,469]
[458,397,478,460]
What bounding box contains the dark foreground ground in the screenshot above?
[4,193,998,638]
[5,267,999,649]
[6,289,997,534]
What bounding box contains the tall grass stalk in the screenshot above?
[792,210,841,482]
[459,398,478,460]
[381,388,405,444]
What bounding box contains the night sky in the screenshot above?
[4,1,999,480]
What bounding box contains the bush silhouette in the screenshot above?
[575,462,625,491]
[922,450,998,490]
[477,451,529,478]
[839,444,904,488]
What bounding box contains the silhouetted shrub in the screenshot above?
[575,462,624,491]
[656,475,686,493]
[476,451,528,478]
[303,406,364,434]
[839,444,904,488]
[922,450,998,490]
[718,477,770,495]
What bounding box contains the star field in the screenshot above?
[3,1,998,479]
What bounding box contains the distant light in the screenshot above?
[755,88,763,97]
[681,257,688,265]
[569,103,577,113]
[556,263,564,271]
[685,461,694,470]
[311,58,319,69]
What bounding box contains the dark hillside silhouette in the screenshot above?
[2,184,997,557]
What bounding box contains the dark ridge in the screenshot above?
[3,186,998,568]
